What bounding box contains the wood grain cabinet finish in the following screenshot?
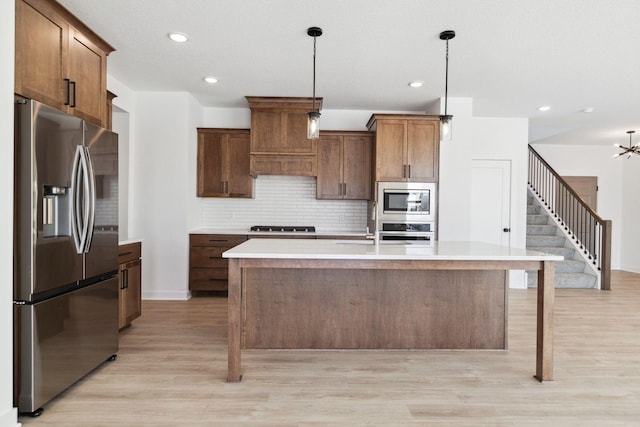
[247,97,322,176]
[197,128,253,198]
[118,242,142,330]
[367,114,440,182]
[15,0,114,127]
[317,131,372,200]
[189,234,248,291]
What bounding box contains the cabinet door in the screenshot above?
[285,112,316,154]
[124,259,142,324]
[343,135,372,200]
[197,132,225,197]
[406,121,439,182]
[251,111,282,153]
[226,132,253,198]
[316,135,343,199]
[375,120,406,182]
[15,0,68,111]
[67,28,107,126]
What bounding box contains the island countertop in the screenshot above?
[223,238,564,262]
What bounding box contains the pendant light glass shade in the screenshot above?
[307,27,322,140]
[307,111,321,139]
[440,114,453,142]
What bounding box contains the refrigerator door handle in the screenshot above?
[70,146,85,254]
[82,146,96,253]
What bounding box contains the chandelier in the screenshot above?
[613,130,640,159]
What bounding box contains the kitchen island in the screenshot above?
[223,239,562,383]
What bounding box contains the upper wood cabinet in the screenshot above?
[15,0,114,127]
[197,128,253,198]
[317,131,372,200]
[367,114,440,182]
[247,97,322,176]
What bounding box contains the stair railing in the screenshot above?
[528,145,612,290]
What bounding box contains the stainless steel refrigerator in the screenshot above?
[13,100,119,416]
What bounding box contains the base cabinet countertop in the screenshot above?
[223,239,561,383]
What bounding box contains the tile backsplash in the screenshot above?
[201,175,368,231]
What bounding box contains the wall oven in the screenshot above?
[378,222,434,244]
[375,182,437,244]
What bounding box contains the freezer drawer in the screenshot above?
[15,277,119,413]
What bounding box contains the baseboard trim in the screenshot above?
[0,407,19,427]
[142,290,191,301]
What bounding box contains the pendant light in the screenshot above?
[439,30,456,142]
[307,27,322,139]
[613,130,640,159]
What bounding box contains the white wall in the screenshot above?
[130,92,202,300]
[530,144,624,270]
[438,98,529,288]
[621,156,640,272]
[0,0,19,424]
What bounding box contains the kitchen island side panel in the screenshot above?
[242,268,507,350]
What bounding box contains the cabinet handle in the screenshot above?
[120,269,126,290]
[208,239,228,243]
[407,164,411,179]
[64,79,71,106]
[123,269,129,289]
[225,181,229,194]
[343,183,347,195]
[70,81,77,107]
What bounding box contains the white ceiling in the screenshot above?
[58,0,640,146]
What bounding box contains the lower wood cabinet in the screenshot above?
[189,234,248,291]
[118,242,142,330]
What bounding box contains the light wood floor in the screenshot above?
[20,271,640,426]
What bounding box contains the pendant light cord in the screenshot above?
[444,38,449,116]
[312,36,317,113]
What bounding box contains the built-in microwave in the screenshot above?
[377,182,436,222]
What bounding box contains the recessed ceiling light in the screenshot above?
[581,107,595,113]
[204,76,219,84]
[538,105,551,112]
[408,81,424,88]
[168,32,189,43]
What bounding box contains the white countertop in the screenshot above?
[119,238,143,246]
[223,238,564,261]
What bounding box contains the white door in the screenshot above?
[470,160,511,247]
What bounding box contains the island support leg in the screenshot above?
[227,258,242,382]
[535,261,555,382]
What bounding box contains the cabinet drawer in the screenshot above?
[190,234,247,247]
[190,268,229,291]
[118,242,141,264]
[190,248,229,268]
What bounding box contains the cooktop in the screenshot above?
[250,225,316,233]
